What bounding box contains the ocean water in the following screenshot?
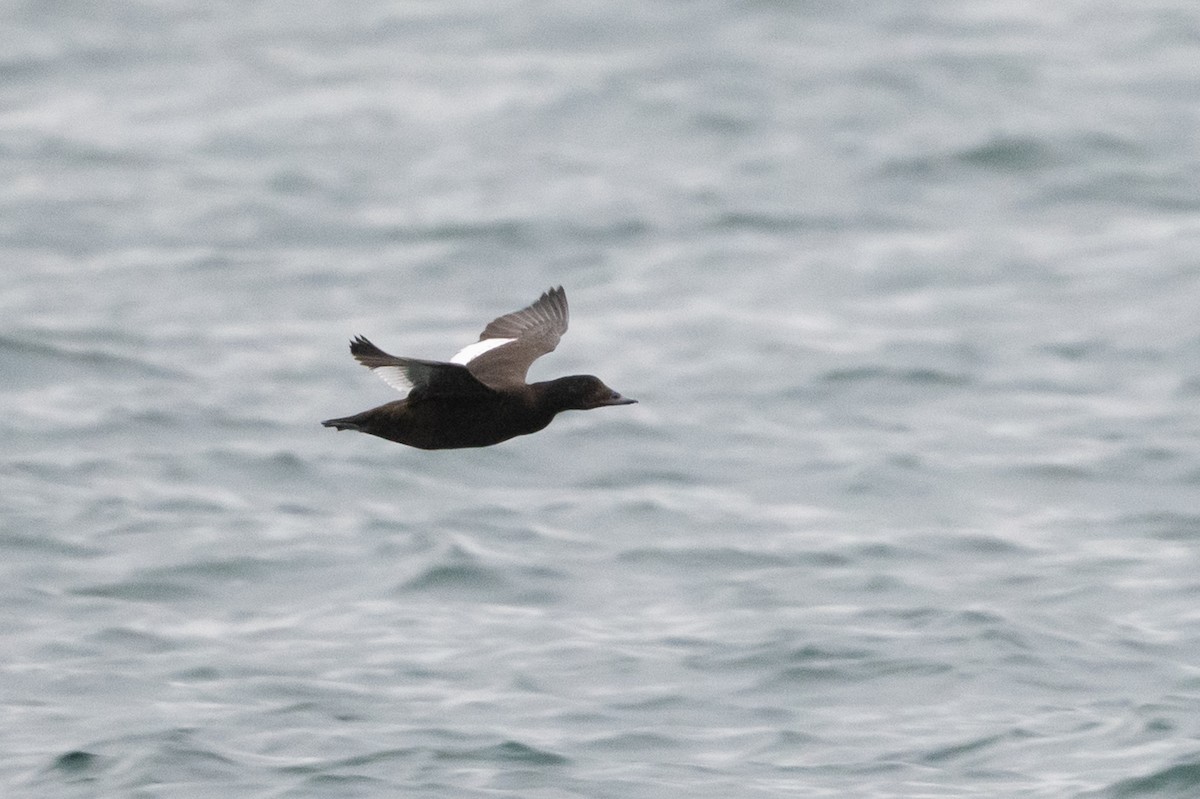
[4,1,1200,796]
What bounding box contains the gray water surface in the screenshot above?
[4,2,1200,797]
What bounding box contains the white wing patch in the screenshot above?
[450,337,514,365]
[370,366,416,394]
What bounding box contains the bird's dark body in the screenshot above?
[322,287,635,450]
[323,388,555,450]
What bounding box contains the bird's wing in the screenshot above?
[349,336,494,399]
[448,286,569,390]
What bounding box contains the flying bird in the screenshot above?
[322,286,636,449]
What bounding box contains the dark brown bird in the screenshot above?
[321,287,636,449]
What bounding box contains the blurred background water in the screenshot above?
[3,1,1200,797]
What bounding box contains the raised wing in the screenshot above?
[449,286,569,389]
[349,336,493,400]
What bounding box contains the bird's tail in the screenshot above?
[321,416,362,432]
